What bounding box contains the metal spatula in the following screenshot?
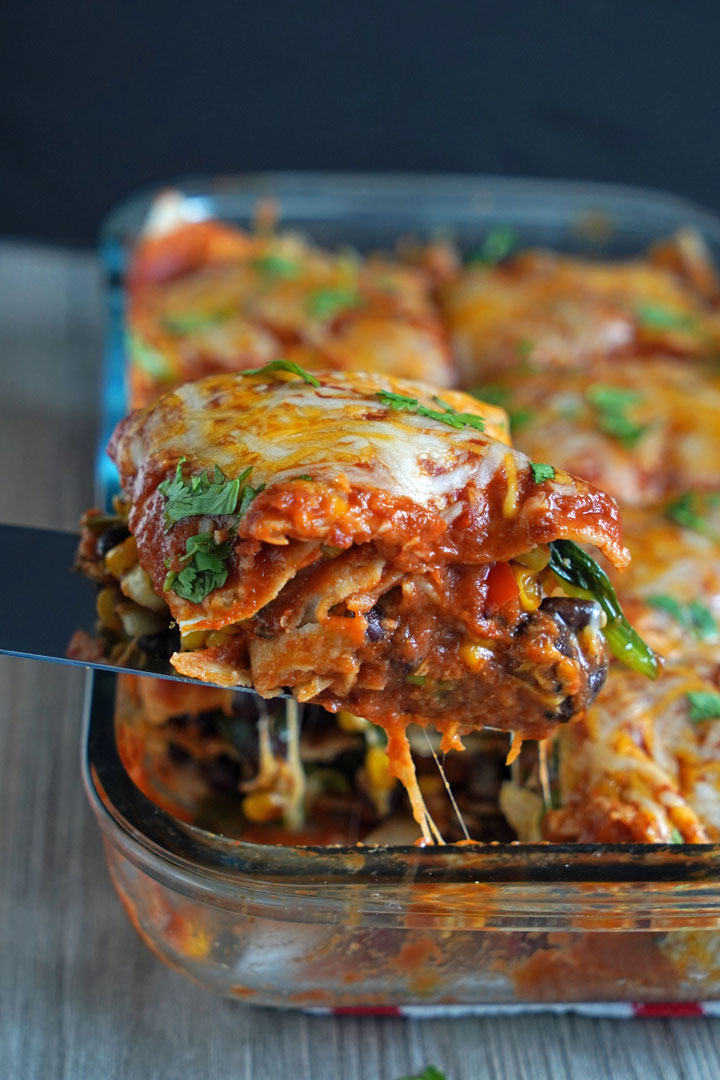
[0,522,264,693]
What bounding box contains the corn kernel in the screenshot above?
[96,586,122,631]
[180,630,207,651]
[206,629,234,648]
[338,710,369,733]
[242,791,285,823]
[513,545,550,571]
[365,745,396,793]
[104,535,138,578]
[459,638,493,672]
[511,565,542,612]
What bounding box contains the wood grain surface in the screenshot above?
[2,241,720,1080]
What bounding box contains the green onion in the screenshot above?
[548,539,660,678]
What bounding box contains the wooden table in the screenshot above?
[2,241,720,1080]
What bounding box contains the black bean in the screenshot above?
[539,597,599,632]
[167,741,191,765]
[137,625,181,659]
[96,524,130,558]
[366,605,385,642]
[205,754,242,792]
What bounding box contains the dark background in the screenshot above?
[1,0,719,246]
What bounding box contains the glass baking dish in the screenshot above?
[84,670,720,1006]
[87,172,720,1005]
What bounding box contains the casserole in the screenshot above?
[89,173,720,1003]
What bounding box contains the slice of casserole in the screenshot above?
[80,364,657,838]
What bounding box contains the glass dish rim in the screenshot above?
[84,670,720,892]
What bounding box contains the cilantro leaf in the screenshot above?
[127,331,174,380]
[163,531,232,603]
[161,310,231,334]
[531,462,555,484]
[666,492,720,541]
[398,1068,447,1080]
[585,384,648,447]
[508,406,536,433]
[243,358,320,386]
[377,390,485,432]
[469,385,535,433]
[670,827,684,844]
[252,253,300,279]
[646,594,719,641]
[237,479,265,517]
[469,384,510,407]
[158,460,247,529]
[548,539,661,678]
[687,690,720,723]
[468,226,516,265]
[635,303,697,332]
[688,601,719,641]
[307,288,363,320]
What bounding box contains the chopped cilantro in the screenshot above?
[406,674,427,686]
[508,406,536,433]
[161,310,230,334]
[516,338,534,362]
[635,303,697,333]
[548,539,661,678]
[688,601,719,640]
[468,226,516,265]
[585,384,648,447]
[163,531,232,603]
[252,252,300,279]
[127,331,174,379]
[158,459,255,530]
[398,1069,446,1080]
[469,385,534,433]
[469,384,510,407]
[530,462,555,484]
[243,358,320,386]
[377,390,485,432]
[307,288,363,320]
[687,690,720,723]
[646,594,718,641]
[665,492,720,541]
[670,827,684,844]
[292,474,314,481]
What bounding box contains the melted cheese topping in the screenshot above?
[443,245,720,383]
[115,369,509,506]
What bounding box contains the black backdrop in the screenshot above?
[1,0,719,245]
